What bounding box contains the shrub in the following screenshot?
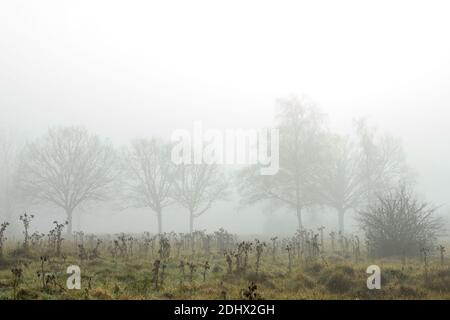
[357,186,442,258]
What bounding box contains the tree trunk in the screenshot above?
[296,206,303,230]
[4,199,11,223]
[77,210,82,231]
[338,208,346,234]
[189,210,194,234]
[156,209,162,234]
[66,208,73,236]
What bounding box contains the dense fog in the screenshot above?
[1,1,449,238]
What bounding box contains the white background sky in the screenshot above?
[1,0,449,233]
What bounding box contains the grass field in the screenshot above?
[0,233,449,300]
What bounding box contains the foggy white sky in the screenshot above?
[1,0,449,233]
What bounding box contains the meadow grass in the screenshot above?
[0,241,449,300]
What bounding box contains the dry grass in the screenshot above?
[0,239,449,300]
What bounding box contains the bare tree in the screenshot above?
[357,185,442,258]
[172,163,228,234]
[355,118,410,207]
[315,120,410,234]
[18,127,117,235]
[314,135,365,234]
[122,138,174,234]
[238,96,328,229]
